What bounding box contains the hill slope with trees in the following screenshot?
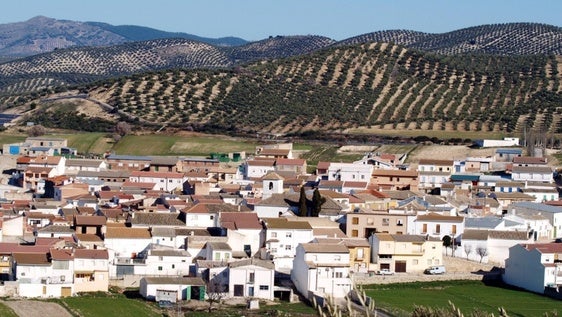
[4,42,561,140]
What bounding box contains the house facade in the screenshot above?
[291,243,352,299]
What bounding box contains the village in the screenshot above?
[0,135,560,308]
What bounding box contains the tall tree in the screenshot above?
[311,188,326,217]
[298,186,308,217]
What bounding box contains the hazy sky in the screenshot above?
[1,0,561,41]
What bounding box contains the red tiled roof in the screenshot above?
[74,249,109,259]
[523,243,562,254]
[220,212,261,230]
[74,215,106,226]
[276,158,306,166]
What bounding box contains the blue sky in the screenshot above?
[2,0,561,41]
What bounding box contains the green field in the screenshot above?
[0,302,18,317]
[365,280,562,317]
[61,294,159,317]
[0,132,261,157]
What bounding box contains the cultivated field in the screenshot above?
[364,280,562,317]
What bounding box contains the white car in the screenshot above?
[375,268,395,275]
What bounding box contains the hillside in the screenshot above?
[5,42,561,138]
[338,23,562,55]
[0,16,247,60]
[0,35,335,94]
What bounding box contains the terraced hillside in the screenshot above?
[10,42,562,137]
[0,35,334,94]
[338,23,562,55]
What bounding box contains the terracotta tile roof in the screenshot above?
[301,243,348,253]
[263,217,312,230]
[513,156,547,165]
[316,162,330,170]
[220,212,262,230]
[261,171,284,180]
[275,158,306,166]
[75,234,103,242]
[121,181,157,190]
[258,149,290,156]
[25,166,53,174]
[247,160,275,166]
[13,252,50,265]
[312,228,347,238]
[343,181,368,188]
[318,190,350,199]
[50,248,74,260]
[523,243,562,254]
[372,169,418,177]
[418,159,454,165]
[105,227,151,239]
[74,249,109,259]
[74,215,106,226]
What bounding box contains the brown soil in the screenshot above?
[2,300,72,317]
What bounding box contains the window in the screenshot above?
[452,225,457,234]
[356,248,364,260]
[286,232,292,238]
[268,182,273,190]
[172,264,175,269]
[382,218,389,226]
[397,219,403,226]
[158,266,163,271]
[361,175,365,180]
[352,217,359,225]
[334,255,341,261]
[271,248,277,253]
[285,245,292,250]
[271,232,277,238]
[412,259,418,265]
[249,272,255,283]
[335,272,343,278]
[351,230,358,237]
[259,285,269,290]
[435,224,441,234]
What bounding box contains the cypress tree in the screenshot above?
[311,188,326,217]
[298,186,308,217]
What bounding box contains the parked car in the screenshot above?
[376,268,395,275]
[424,265,446,275]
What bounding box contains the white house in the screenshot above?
[129,171,187,192]
[504,243,562,294]
[73,249,109,294]
[291,243,352,299]
[205,242,233,262]
[511,166,553,183]
[457,229,532,264]
[104,226,152,278]
[228,258,275,300]
[262,217,314,270]
[140,276,206,301]
[245,159,276,179]
[414,213,465,241]
[508,202,562,239]
[220,212,264,258]
[327,162,373,183]
[140,247,191,276]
